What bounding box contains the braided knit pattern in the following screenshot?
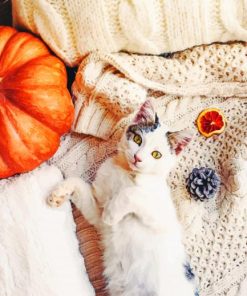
[12,0,247,66]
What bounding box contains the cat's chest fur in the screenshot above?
[94,158,165,204]
[93,158,136,205]
[94,157,178,230]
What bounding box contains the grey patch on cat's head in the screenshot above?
[127,113,160,138]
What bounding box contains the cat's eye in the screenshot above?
[151,151,162,159]
[133,134,142,146]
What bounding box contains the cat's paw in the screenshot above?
[47,192,66,208]
[47,186,71,207]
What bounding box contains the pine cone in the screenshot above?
[186,167,220,201]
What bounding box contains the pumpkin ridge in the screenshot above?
[0,99,16,170]
[5,96,64,135]
[0,103,59,173]
[23,54,68,77]
[0,108,40,173]
[2,54,68,88]
[2,103,42,163]
[3,89,73,134]
[0,33,50,77]
[0,153,13,178]
[0,31,18,59]
[0,154,13,172]
[0,31,18,79]
[1,53,53,78]
[10,53,58,69]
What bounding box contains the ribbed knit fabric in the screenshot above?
[12,0,247,66]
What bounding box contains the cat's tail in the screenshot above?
[184,262,199,296]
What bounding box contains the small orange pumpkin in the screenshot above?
[0,26,74,178]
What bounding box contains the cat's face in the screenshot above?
[119,101,192,175]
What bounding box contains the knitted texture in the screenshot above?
[72,42,247,139]
[12,0,247,66]
[50,42,247,296]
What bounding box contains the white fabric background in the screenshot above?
[0,165,95,296]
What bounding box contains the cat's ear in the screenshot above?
[133,100,156,125]
[167,129,193,155]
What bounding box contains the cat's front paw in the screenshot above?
[47,192,66,208]
[47,186,71,208]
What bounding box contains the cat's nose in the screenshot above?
[134,154,142,163]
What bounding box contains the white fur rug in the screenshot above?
[0,165,95,296]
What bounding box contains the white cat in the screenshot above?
[48,101,196,296]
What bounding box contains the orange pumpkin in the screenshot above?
[0,26,74,178]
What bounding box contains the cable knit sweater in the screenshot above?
[53,42,247,296]
[12,0,247,66]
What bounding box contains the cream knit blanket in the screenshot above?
[52,43,247,296]
[12,0,247,66]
